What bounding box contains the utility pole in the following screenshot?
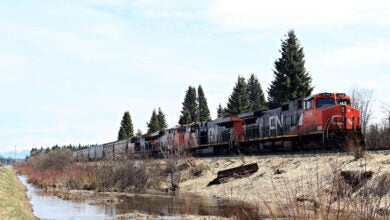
[14,146,16,161]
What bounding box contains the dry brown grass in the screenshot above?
[0,165,36,220]
[179,152,390,219]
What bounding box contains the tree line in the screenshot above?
[117,30,313,140]
[29,144,96,156]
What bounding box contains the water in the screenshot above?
[19,176,259,219]
[114,192,259,219]
[19,176,115,220]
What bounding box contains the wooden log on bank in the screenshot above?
[208,163,259,186]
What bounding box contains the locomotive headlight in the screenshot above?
[341,106,345,113]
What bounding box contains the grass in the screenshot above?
[0,165,36,220]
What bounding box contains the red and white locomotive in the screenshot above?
[74,92,363,160]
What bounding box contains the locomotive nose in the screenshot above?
[342,105,359,130]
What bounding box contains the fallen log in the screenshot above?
[207,163,259,186]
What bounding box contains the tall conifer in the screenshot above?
[179,86,198,125]
[197,85,211,121]
[117,111,134,140]
[247,74,266,111]
[217,103,226,118]
[118,126,127,140]
[157,107,168,130]
[226,76,250,115]
[268,30,313,108]
[147,109,159,133]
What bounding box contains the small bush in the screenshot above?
[343,134,366,160]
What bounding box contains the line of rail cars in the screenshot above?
[73,92,363,161]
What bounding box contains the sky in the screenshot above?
[1,0,389,153]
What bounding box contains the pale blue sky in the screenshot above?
[1,0,389,152]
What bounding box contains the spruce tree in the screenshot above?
[247,74,266,111]
[117,111,134,140]
[179,111,192,125]
[157,107,168,130]
[197,85,211,121]
[178,86,198,125]
[147,109,159,133]
[226,76,250,115]
[268,30,313,108]
[217,103,226,118]
[118,126,127,140]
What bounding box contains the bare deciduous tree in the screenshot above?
[350,86,373,136]
[382,103,390,128]
[381,103,390,147]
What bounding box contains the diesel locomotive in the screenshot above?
[73,92,363,161]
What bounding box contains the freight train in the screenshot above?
[73,92,363,161]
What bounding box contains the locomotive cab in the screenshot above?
[302,92,360,135]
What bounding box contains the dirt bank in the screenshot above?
[178,152,390,218]
[0,165,36,220]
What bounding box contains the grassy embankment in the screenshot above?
[0,165,36,220]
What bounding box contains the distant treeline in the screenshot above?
[0,156,14,164]
[29,144,98,157]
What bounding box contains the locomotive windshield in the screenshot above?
[337,98,351,106]
[316,98,335,108]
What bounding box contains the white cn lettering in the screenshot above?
[269,115,283,130]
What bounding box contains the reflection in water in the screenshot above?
[19,176,259,219]
[19,176,115,220]
[115,193,260,219]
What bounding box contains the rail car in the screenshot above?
[73,92,363,161]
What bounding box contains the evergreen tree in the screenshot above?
[247,74,266,111]
[147,109,159,133]
[179,86,198,125]
[118,127,127,140]
[197,85,211,121]
[267,30,313,108]
[117,111,134,140]
[179,111,192,125]
[217,103,226,118]
[157,107,168,130]
[226,76,250,115]
[136,129,142,136]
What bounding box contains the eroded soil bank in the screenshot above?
[178,152,390,218]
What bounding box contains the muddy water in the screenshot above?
[114,192,260,219]
[19,176,115,219]
[19,176,260,219]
